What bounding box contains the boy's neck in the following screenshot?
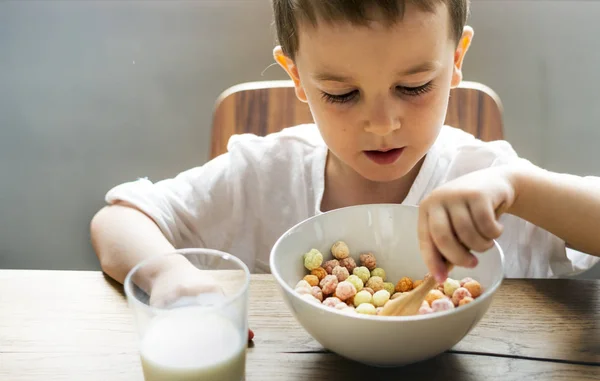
[320,152,424,212]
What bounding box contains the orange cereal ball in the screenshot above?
[460,277,474,287]
[463,280,482,298]
[359,252,377,271]
[303,275,319,287]
[395,277,413,293]
[310,267,327,281]
[425,289,446,306]
[323,259,340,274]
[332,265,350,282]
[331,241,350,260]
[365,276,385,292]
[452,287,472,306]
[459,296,474,306]
[339,257,357,274]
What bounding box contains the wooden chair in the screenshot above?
[211,80,503,159]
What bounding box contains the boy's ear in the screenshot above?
[451,26,474,88]
[273,46,308,103]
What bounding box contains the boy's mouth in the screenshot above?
[363,148,405,165]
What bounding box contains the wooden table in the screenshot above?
[0,271,598,380]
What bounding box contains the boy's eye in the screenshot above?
[320,90,359,104]
[396,81,433,97]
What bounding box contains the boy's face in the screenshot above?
[276,3,472,183]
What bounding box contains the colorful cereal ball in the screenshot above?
[365,276,385,292]
[301,294,321,304]
[352,266,371,284]
[460,277,474,287]
[463,280,482,298]
[295,280,311,290]
[320,275,339,295]
[331,241,350,260]
[339,306,357,315]
[323,259,340,274]
[322,297,343,308]
[459,296,474,306]
[419,300,434,315]
[311,286,324,302]
[382,282,395,295]
[443,278,461,297]
[303,275,319,287]
[339,257,357,273]
[335,281,357,302]
[425,290,446,306]
[345,275,364,292]
[332,265,350,282]
[356,303,377,315]
[303,249,323,271]
[432,298,455,312]
[395,277,413,293]
[359,253,377,271]
[363,287,375,295]
[452,287,472,306]
[353,290,373,307]
[295,286,312,296]
[370,267,386,281]
[372,290,391,307]
[310,267,327,281]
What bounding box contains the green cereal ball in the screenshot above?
[443,278,461,297]
[345,275,364,292]
[303,249,323,271]
[356,303,377,315]
[382,282,395,295]
[353,290,373,307]
[353,266,371,284]
[370,267,386,281]
[372,290,391,307]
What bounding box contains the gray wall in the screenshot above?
[1,0,598,278]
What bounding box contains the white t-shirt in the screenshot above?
[105,124,598,278]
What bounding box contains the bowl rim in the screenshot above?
[269,203,505,322]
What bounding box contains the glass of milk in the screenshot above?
[124,248,250,381]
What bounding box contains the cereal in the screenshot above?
[303,249,323,271]
[310,267,327,281]
[323,259,340,274]
[459,296,474,306]
[365,276,385,292]
[301,294,321,304]
[335,281,357,301]
[295,286,312,296]
[331,241,350,260]
[332,265,350,282]
[339,306,356,315]
[295,280,311,290]
[345,275,364,292]
[382,282,395,295]
[353,290,373,307]
[419,301,434,315]
[352,266,371,283]
[320,275,339,295]
[303,275,319,287]
[443,278,461,297]
[376,307,383,315]
[359,252,377,271]
[363,287,375,295]
[372,290,391,307]
[311,286,323,302]
[463,280,482,298]
[322,297,343,308]
[335,302,350,310]
[339,257,357,273]
[431,298,455,312]
[356,303,377,315]
[425,290,446,306]
[452,287,472,306]
[395,277,413,293]
[460,277,474,287]
[370,267,386,281]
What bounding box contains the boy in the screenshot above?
[91,0,600,305]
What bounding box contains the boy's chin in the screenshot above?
[355,165,413,183]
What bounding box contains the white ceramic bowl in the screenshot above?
[270,204,504,367]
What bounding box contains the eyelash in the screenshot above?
[320,81,434,104]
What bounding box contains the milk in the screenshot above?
[140,306,246,381]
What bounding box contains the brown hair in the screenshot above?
[273,0,470,59]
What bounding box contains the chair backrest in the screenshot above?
[211,80,503,159]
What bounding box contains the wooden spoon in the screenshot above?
[380,264,454,317]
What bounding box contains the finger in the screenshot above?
[448,202,495,253]
[428,204,478,269]
[469,196,504,240]
[418,205,448,283]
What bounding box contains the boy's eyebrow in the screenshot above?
[313,61,440,83]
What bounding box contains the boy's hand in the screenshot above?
[418,166,516,283]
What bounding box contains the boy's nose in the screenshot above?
[364,112,401,136]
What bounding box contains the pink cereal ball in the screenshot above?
[323,297,343,308]
[452,287,473,306]
[332,265,350,282]
[335,281,357,301]
[323,259,340,274]
[359,252,377,271]
[311,286,323,302]
[431,298,455,312]
[339,257,357,273]
[295,286,312,296]
[460,277,474,287]
[419,305,434,315]
[320,275,339,295]
[335,302,349,310]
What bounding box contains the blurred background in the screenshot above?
[1,0,598,278]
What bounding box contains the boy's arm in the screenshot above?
[509,165,600,258]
